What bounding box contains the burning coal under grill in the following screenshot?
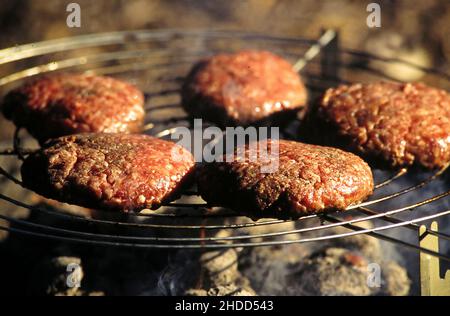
[0,29,449,296]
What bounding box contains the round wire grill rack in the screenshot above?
[0,29,449,261]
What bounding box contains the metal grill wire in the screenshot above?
[0,30,449,260]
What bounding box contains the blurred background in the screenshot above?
[0,0,449,61]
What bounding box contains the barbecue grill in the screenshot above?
[0,29,449,295]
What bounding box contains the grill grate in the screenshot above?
[0,29,449,263]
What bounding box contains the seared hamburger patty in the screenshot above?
[2,74,145,144]
[197,139,373,219]
[317,82,450,168]
[21,133,195,212]
[181,50,307,126]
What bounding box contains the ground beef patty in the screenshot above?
[197,139,373,219]
[317,82,450,168]
[1,74,145,144]
[181,50,307,126]
[21,133,195,212]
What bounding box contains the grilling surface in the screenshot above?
[0,30,448,258]
[1,50,450,219]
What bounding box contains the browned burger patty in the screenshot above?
[197,139,373,219]
[181,50,307,126]
[317,82,450,169]
[1,74,145,144]
[21,133,195,212]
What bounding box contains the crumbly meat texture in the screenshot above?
[197,139,374,218]
[21,133,195,212]
[1,74,145,143]
[181,50,307,126]
[317,82,450,169]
